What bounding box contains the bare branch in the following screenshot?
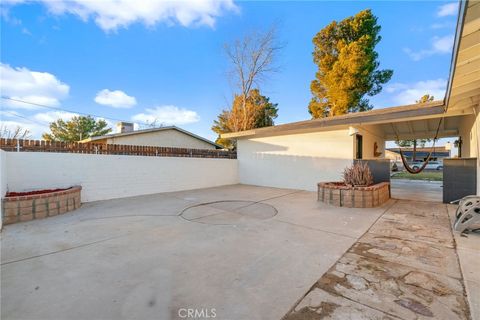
[0,125,31,139]
[223,25,284,130]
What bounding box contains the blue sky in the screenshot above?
[0,0,459,142]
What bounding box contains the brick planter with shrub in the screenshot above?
[317,162,390,208]
[317,182,390,208]
[2,186,82,225]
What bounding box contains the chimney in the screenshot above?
[117,122,134,133]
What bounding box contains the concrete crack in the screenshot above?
[1,233,131,266]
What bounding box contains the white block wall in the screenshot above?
[0,150,7,229]
[237,130,354,191]
[5,152,239,202]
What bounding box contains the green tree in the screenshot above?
[42,115,111,142]
[416,94,435,104]
[395,94,435,160]
[212,89,278,149]
[309,9,393,118]
[253,92,279,128]
[212,110,233,149]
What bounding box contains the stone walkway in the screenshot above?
[283,200,471,320]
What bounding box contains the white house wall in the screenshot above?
[476,107,480,195]
[355,125,386,160]
[458,107,480,194]
[459,113,476,159]
[0,150,6,229]
[107,129,216,149]
[5,152,238,202]
[237,130,353,191]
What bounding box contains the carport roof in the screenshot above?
[222,101,450,139]
[223,0,480,140]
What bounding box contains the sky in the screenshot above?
[0,0,460,144]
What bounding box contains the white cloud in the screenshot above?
[32,110,78,124]
[0,63,69,109]
[132,105,200,126]
[0,110,117,139]
[0,110,78,138]
[404,34,454,61]
[385,78,447,105]
[432,35,455,52]
[430,21,454,30]
[437,2,458,17]
[4,0,238,32]
[0,119,40,139]
[94,89,137,108]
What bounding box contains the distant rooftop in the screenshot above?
[81,125,222,149]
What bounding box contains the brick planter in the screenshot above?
[2,186,82,225]
[317,182,390,208]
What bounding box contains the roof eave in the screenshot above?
[79,126,221,148]
[222,100,445,139]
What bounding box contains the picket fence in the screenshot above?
[0,138,236,159]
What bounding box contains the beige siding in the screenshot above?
[237,130,353,191]
[105,129,216,149]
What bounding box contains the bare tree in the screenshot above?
[224,26,283,131]
[137,118,164,130]
[0,125,31,139]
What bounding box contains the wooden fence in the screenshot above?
[0,139,236,159]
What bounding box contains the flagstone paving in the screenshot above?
[284,200,472,320]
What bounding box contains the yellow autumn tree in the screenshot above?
[309,9,393,118]
[212,89,278,149]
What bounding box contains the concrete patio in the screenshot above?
[391,179,443,203]
[1,184,478,320]
[1,185,390,320]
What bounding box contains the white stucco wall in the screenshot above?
[5,152,238,202]
[356,125,386,160]
[107,129,216,149]
[459,113,477,158]
[458,108,480,195]
[476,107,480,195]
[0,150,7,229]
[470,107,479,195]
[237,130,353,191]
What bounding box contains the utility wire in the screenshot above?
[0,96,150,126]
[1,110,50,126]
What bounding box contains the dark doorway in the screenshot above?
[356,134,363,159]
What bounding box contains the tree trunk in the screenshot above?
[413,140,417,161]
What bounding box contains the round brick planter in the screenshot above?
[317,182,390,208]
[2,186,82,225]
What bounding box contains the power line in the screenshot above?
[1,96,150,126]
[1,110,50,126]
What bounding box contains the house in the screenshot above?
[384,149,401,163]
[81,122,222,149]
[387,147,451,162]
[222,0,479,197]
